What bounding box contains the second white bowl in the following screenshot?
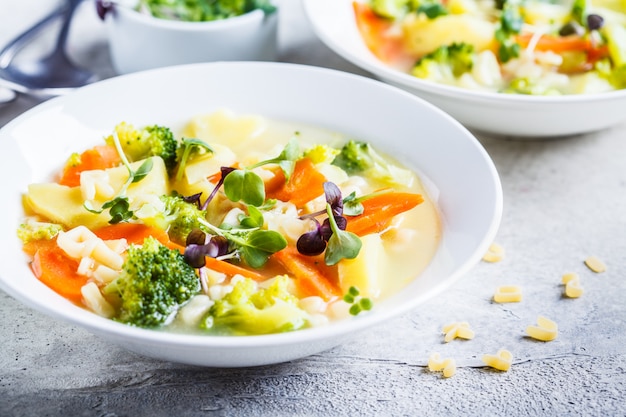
[104,3,278,74]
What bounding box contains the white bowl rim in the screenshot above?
[0,61,502,356]
[303,0,626,105]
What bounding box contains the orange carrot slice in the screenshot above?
[265,158,327,207]
[59,145,122,187]
[346,192,423,236]
[273,247,340,300]
[203,256,267,281]
[30,241,88,303]
[516,33,609,56]
[353,1,408,63]
[93,223,182,251]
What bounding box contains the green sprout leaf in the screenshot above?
[239,205,265,229]
[323,203,362,266]
[175,138,214,182]
[238,230,287,268]
[343,286,373,316]
[132,158,154,183]
[223,169,266,206]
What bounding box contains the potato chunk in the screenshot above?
[337,234,387,298]
[402,14,495,56]
[26,157,169,229]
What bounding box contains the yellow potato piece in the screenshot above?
[402,14,496,57]
[183,143,236,185]
[26,157,169,230]
[183,109,267,149]
[337,234,385,298]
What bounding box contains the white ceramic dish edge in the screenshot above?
[303,0,626,138]
[0,62,502,367]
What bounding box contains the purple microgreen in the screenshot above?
[201,166,236,210]
[586,14,604,31]
[184,234,230,268]
[324,203,362,266]
[323,182,343,216]
[296,220,327,256]
[321,215,346,241]
[186,228,207,246]
[182,192,203,209]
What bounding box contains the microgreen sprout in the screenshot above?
[178,202,287,268]
[324,203,362,266]
[175,138,214,183]
[183,229,229,268]
[221,136,301,207]
[343,286,373,316]
[296,182,361,264]
[84,130,154,224]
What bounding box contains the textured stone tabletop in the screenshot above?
[1,1,625,416]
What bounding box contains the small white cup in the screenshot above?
[104,4,279,74]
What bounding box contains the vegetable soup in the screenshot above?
[19,110,440,336]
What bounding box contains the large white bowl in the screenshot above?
[304,0,626,138]
[0,62,501,367]
[103,3,278,74]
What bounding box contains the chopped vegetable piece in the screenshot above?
[265,157,327,207]
[59,145,121,187]
[203,256,267,282]
[345,192,423,236]
[30,239,88,303]
[273,247,341,301]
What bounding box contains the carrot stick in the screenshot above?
[265,158,327,207]
[353,1,409,63]
[273,247,340,300]
[30,240,88,303]
[59,145,122,187]
[346,192,423,236]
[203,256,267,281]
[93,223,182,251]
[516,33,609,57]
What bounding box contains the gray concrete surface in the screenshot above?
[1,1,625,416]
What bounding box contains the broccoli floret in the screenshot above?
[106,122,178,174]
[17,219,63,243]
[135,193,209,245]
[302,144,340,165]
[412,42,476,83]
[201,276,309,335]
[332,140,413,186]
[103,236,200,328]
[161,194,209,245]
